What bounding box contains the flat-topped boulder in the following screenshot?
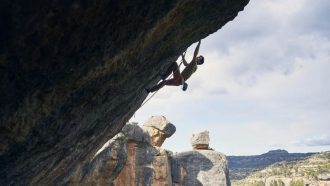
[191,131,210,150]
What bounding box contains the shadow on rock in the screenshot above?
[171,151,214,186]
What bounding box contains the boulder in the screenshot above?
[122,122,150,143]
[143,116,176,137]
[171,150,230,186]
[71,123,230,186]
[113,139,172,186]
[191,131,210,150]
[143,116,176,147]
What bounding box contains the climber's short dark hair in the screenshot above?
[197,55,204,65]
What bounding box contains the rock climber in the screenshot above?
[147,40,204,93]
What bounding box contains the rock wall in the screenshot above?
[171,131,230,186]
[171,150,230,186]
[0,1,249,184]
[112,117,175,186]
[84,117,230,186]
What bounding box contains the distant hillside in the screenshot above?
[228,150,315,180]
[232,151,330,186]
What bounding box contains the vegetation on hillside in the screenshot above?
[232,151,330,186]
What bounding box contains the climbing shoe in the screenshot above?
[182,82,188,91]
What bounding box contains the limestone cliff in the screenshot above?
[0,1,249,185]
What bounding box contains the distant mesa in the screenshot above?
[263,149,289,155]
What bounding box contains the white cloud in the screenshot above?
[297,135,330,146]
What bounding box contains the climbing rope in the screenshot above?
[140,51,187,108]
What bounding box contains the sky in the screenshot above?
[130,0,330,155]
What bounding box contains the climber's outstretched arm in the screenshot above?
[182,54,189,66]
[192,40,201,62]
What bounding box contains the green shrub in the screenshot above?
[278,179,285,186]
[248,180,265,186]
[290,179,304,186]
[270,180,278,186]
[270,180,285,186]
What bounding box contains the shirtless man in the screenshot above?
[147,40,204,93]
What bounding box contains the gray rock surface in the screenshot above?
[0,1,249,184]
[122,122,150,143]
[71,123,231,186]
[191,131,210,149]
[143,116,176,137]
[171,150,230,186]
[73,137,128,186]
[112,121,173,186]
[114,142,172,186]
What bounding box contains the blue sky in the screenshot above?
[130,0,330,155]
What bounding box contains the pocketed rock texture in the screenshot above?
[0,1,249,185]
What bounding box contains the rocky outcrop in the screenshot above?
[79,117,230,186]
[171,131,230,186]
[66,117,175,186]
[113,141,172,186]
[0,1,249,184]
[171,150,230,186]
[74,134,128,186]
[142,116,176,147]
[191,131,210,150]
[112,118,174,186]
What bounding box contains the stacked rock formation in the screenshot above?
[171,131,230,186]
[74,116,230,186]
[113,116,176,186]
[73,116,176,185]
[191,131,211,150]
[67,118,175,186]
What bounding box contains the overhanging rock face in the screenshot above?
[0,0,249,185]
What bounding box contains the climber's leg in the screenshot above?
[147,76,182,93]
[160,62,179,80]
